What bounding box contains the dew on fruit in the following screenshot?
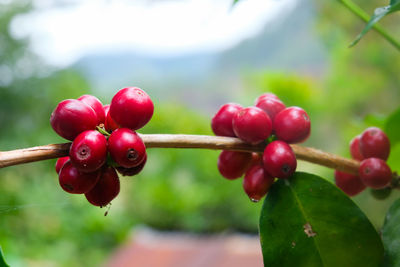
[250,198,260,203]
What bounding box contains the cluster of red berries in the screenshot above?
[211,93,311,202]
[51,87,154,207]
[335,127,392,197]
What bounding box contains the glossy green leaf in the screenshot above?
[0,247,9,267]
[259,172,383,267]
[351,1,400,47]
[385,107,400,146]
[382,198,400,266]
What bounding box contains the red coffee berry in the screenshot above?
[78,94,105,125]
[359,127,390,161]
[50,99,98,141]
[117,154,147,176]
[110,87,154,130]
[69,130,107,173]
[255,98,286,122]
[334,170,366,196]
[103,104,119,132]
[55,156,69,174]
[273,107,311,144]
[243,164,275,202]
[359,158,392,189]
[217,150,252,180]
[108,128,146,168]
[85,166,120,207]
[263,141,297,179]
[255,93,280,104]
[232,107,272,144]
[349,135,364,161]
[211,103,242,137]
[58,161,100,194]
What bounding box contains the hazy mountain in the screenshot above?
[74,0,326,110]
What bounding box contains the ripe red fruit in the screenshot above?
[217,150,252,180]
[263,141,297,179]
[359,127,390,161]
[103,104,119,132]
[334,170,366,196]
[349,136,364,161]
[255,93,280,104]
[50,99,98,141]
[273,107,311,144]
[255,98,285,122]
[232,107,272,144]
[69,130,107,173]
[55,156,69,174]
[85,167,120,207]
[78,94,105,125]
[58,161,100,194]
[108,128,146,168]
[243,164,275,202]
[117,154,147,176]
[211,103,242,137]
[359,158,392,189]
[110,87,154,130]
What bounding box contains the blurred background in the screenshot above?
[0,0,399,266]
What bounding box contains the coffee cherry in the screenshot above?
[85,166,120,207]
[108,128,146,168]
[50,99,98,141]
[370,187,392,200]
[334,170,366,196]
[255,93,280,104]
[255,98,285,122]
[232,107,272,144]
[349,136,364,161]
[243,164,275,202]
[360,127,390,161]
[69,130,107,173]
[78,94,105,125]
[359,158,392,189]
[117,154,147,176]
[217,150,252,180]
[263,141,297,179]
[211,103,242,137]
[273,107,311,144]
[55,156,69,174]
[103,104,119,132]
[58,161,100,194]
[110,87,154,130]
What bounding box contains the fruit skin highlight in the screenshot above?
[50,99,98,141]
[108,128,147,168]
[232,106,272,144]
[243,164,275,202]
[273,107,311,144]
[110,87,154,130]
[359,127,390,161]
[78,94,105,125]
[58,161,100,194]
[217,150,252,180]
[211,103,242,137]
[69,130,108,173]
[263,141,297,179]
[359,158,392,189]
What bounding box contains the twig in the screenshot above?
[0,134,360,174]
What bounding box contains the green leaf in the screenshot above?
[384,107,400,147]
[232,0,240,6]
[351,1,400,47]
[259,172,384,267]
[382,198,400,266]
[0,247,9,267]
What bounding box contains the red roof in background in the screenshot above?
[104,228,263,267]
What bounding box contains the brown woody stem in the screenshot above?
[0,134,360,174]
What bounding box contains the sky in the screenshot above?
[10,0,297,67]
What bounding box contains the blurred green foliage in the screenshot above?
[0,0,399,266]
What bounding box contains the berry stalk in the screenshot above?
[0,134,360,174]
